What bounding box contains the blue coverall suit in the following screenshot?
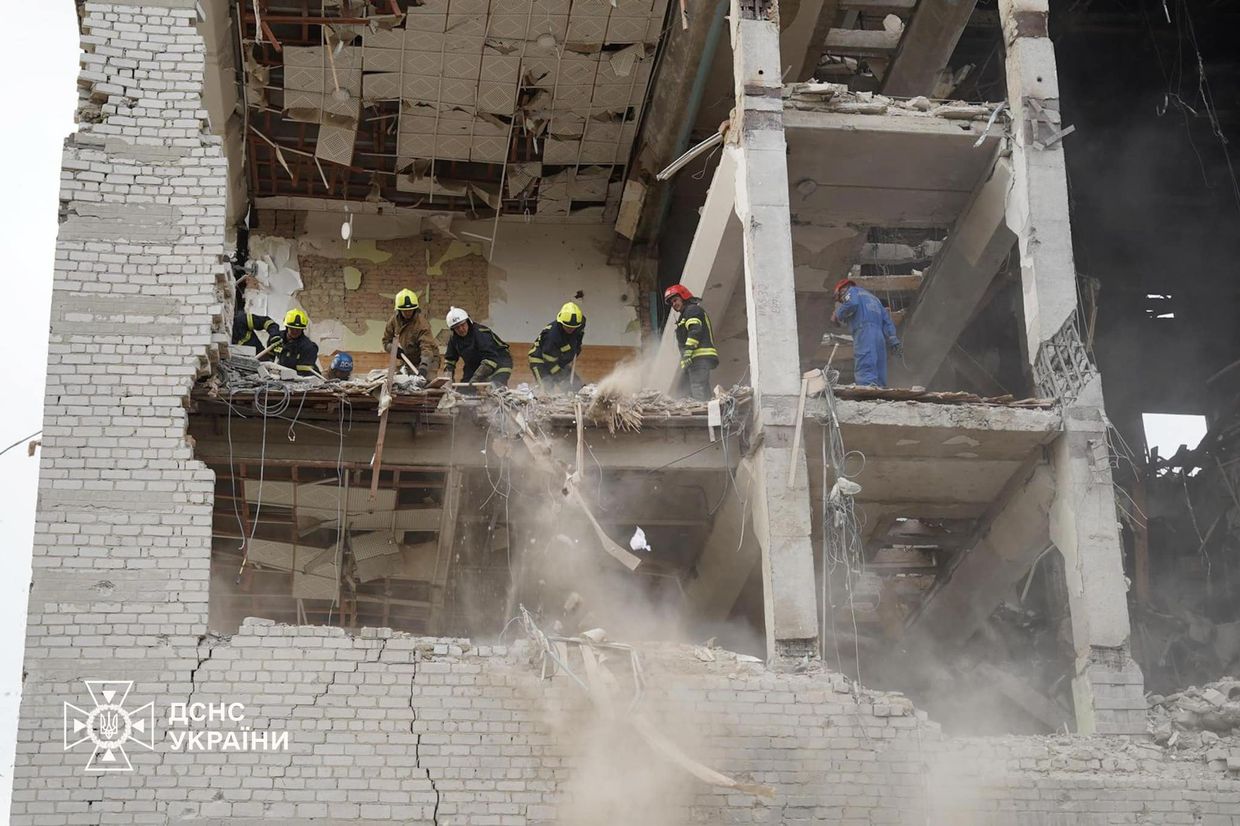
[832,285,900,387]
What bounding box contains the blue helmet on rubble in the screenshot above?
[331,352,354,375]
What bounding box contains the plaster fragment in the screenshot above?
[343,266,363,290]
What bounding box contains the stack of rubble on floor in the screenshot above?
[1148,678,1240,773]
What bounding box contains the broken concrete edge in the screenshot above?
[230,617,875,699]
[808,395,1064,433]
[214,619,1240,782]
[783,81,1005,123]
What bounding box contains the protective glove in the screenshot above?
[267,329,284,345]
[680,352,692,370]
[471,364,495,383]
[890,340,903,355]
[418,359,432,376]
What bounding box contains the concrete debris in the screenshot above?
[1150,678,1240,734]
[517,609,776,798]
[1147,678,1240,773]
[829,383,1055,408]
[481,385,751,434]
[785,82,1004,125]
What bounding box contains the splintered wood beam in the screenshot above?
[370,339,400,503]
[428,468,462,634]
[260,21,283,52]
[500,406,642,571]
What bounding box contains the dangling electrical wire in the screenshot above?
[817,367,868,684]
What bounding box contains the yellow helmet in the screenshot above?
[283,308,309,329]
[394,289,419,311]
[556,301,584,329]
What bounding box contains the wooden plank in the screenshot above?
[370,339,401,502]
[427,468,462,634]
[824,28,903,57]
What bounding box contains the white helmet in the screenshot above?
[446,306,470,327]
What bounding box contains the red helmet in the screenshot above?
[664,284,693,305]
[834,278,856,295]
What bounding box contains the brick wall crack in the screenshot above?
[409,654,442,825]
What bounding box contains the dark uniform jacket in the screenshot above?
[268,330,321,376]
[674,298,718,367]
[444,323,513,382]
[232,311,279,348]
[527,319,586,380]
[381,310,439,369]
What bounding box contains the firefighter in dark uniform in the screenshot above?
[441,307,513,386]
[528,302,586,390]
[262,308,322,376]
[231,310,280,349]
[664,284,718,401]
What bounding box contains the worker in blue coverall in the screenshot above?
[831,278,901,387]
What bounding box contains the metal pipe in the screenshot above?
[656,131,724,181]
[652,0,729,231]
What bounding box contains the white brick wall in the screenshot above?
[15,3,228,822]
[13,3,1240,824]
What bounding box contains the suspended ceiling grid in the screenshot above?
[243,0,667,220]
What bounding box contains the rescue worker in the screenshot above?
[328,352,354,381]
[264,308,322,376]
[528,302,586,390]
[231,310,280,350]
[664,285,718,401]
[831,278,900,387]
[441,307,513,386]
[381,288,439,374]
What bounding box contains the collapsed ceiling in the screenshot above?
[241,0,668,220]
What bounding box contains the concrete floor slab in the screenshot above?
[784,109,1002,226]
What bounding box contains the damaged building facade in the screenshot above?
[15,0,1240,822]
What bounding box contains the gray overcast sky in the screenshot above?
[0,5,1216,820]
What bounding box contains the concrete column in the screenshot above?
[1049,380,1146,735]
[729,0,819,659]
[998,0,1144,734]
[650,151,743,392]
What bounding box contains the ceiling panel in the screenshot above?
[246,0,666,218]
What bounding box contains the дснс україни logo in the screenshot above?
[63,680,155,772]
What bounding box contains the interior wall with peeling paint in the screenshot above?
[254,210,641,356]
[297,235,491,357]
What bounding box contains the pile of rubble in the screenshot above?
[479,385,752,434]
[1148,678,1240,772]
[784,81,1002,123]
[211,356,430,394]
